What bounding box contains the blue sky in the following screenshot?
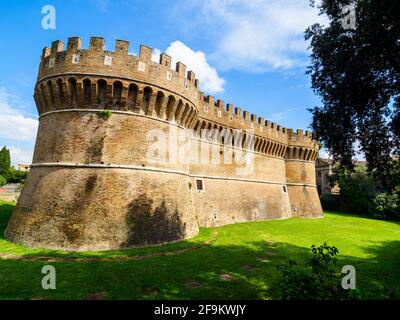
[0,0,328,165]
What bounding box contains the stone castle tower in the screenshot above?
[5,37,323,251]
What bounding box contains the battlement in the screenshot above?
[35,36,319,157]
[38,37,200,107]
[197,94,319,151]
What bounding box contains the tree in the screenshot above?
[0,175,6,187]
[306,0,400,190]
[0,147,11,178]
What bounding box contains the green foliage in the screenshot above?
[277,243,351,300]
[5,167,28,184]
[306,0,400,189]
[320,194,341,211]
[370,187,400,220]
[0,175,6,187]
[337,167,381,214]
[0,147,11,177]
[98,109,112,120]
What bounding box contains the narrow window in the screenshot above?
[195,179,205,192]
[155,91,165,117]
[83,79,92,105]
[56,79,65,104]
[68,78,78,108]
[113,81,123,108]
[97,79,107,107]
[142,87,152,114]
[128,84,138,111]
[282,185,288,194]
[47,81,55,105]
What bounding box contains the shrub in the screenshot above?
[276,243,355,300]
[320,194,341,211]
[5,167,28,184]
[337,167,381,214]
[370,188,400,220]
[98,109,112,120]
[0,175,6,187]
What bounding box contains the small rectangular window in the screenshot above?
[282,185,288,193]
[195,179,205,192]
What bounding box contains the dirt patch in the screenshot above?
[219,273,234,281]
[86,291,107,300]
[186,281,202,289]
[242,265,260,272]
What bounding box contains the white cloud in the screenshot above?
[176,0,328,72]
[8,146,33,166]
[153,41,225,94]
[0,87,38,143]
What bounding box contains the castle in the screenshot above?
[5,37,323,251]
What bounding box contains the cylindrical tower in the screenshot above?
[285,129,323,217]
[5,37,200,250]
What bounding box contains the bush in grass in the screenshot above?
[370,188,400,221]
[320,194,341,211]
[276,243,357,300]
[98,109,112,120]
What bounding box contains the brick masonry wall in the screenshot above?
[5,37,323,250]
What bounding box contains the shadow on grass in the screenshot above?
[0,237,400,299]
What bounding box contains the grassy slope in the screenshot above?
[0,200,399,300]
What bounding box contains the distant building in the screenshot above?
[18,164,30,172]
[315,158,366,196]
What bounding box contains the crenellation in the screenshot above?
[89,37,105,51]
[67,37,82,52]
[216,99,224,109]
[115,39,129,55]
[187,70,196,83]
[226,103,234,113]
[206,95,215,106]
[160,53,171,68]
[234,107,241,118]
[42,47,51,59]
[176,61,186,76]
[139,44,153,62]
[51,40,64,56]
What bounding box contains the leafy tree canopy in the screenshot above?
[306,0,400,190]
[0,147,11,177]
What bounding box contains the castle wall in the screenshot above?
[6,111,198,250]
[5,37,323,251]
[285,160,323,217]
[189,139,292,227]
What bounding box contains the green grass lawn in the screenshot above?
[1,200,400,300]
